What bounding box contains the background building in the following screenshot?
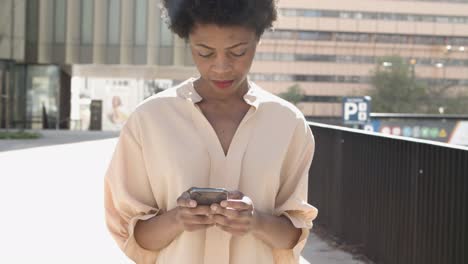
[253,0,468,120]
[0,0,467,130]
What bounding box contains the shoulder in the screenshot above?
[251,81,306,123]
[132,79,194,116]
[123,79,195,132]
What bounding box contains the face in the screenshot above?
[189,23,258,99]
[112,96,121,107]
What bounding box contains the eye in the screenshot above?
[230,50,247,57]
[198,52,214,58]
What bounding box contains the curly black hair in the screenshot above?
[161,0,277,39]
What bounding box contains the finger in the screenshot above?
[212,214,249,227]
[177,192,197,208]
[238,209,255,219]
[180,214,214,225]
[228,190,244,200]
[189,205,212,215]
[214,209,253,223]
[220,199,252,211]
[211,204,242,219]
[178,205,212,216]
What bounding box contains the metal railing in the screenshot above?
[308,122,468,264]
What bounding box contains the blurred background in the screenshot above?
[0,0,467,145]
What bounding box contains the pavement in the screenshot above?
[0,130,365,263]
[0,129,120,152]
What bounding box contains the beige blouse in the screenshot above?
[104,78,318,264]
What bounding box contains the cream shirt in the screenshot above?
[104,78,318,264]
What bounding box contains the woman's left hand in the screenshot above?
[210,191,258,236]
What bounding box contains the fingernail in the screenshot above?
[211,204,217,211]
[220,201,227,207]
[190,200,196,207]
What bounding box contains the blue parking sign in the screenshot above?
[343,97,371,125]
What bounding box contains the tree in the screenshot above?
[278,84,304,105]
[370,56,468,114]
[370,56,428,113]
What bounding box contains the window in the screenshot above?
[276,53,294,61]
[407,15,417,21]
[340,12,352,19]
[254,53,275,61]
[54,0,66,43]
[321,10,339,18]
[303,10,321,17]
[436,16,450,23]
[336,33,370,42]
[281,9,298,17]
[159,16,174,65]
[134,0,148,45]
[420,16,435,22]
[451,37,468,46]
[108,0,121,45]
[277,8,468,24]
[354,12,363,19]
[81,0,94,44]
[160,21,173,47]
[298,31,319,40]
[414,36,433,45]
[362,12,378,20]
[304,96,342,103]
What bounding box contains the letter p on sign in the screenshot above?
[344,102,358,120]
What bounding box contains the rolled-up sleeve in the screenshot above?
[273,118,318,263]
[104,115,160,263]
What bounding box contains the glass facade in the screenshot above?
[250,73,468,86]
[106,0,121,64]
[255,53,468,67]
[134,0,148,46]
[24,65,61,129]
[81,0,94,44]
[54,0,66,43]
[108,0,121,45]
[159,17,174,65]
[279,8,468,24]
[25,0,38,61]
[263,30,468,46]
[0,61,62,129]
[134,0,148,64]
[0,60,15,128]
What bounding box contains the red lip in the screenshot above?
[212,80,234,89]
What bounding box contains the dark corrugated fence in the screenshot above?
[308,122,468,264]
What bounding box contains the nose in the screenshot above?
[211,54,232,74]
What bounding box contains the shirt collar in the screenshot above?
[178,77,261,109]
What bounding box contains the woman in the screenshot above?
[104,0,318,263]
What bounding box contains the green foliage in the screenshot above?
[0,131,41,140]
[278,84,305,105]
[370,56,427,113]
[370,56,468,114]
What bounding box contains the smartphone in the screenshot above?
[188,187,229,206]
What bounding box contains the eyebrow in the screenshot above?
[195,42,249,50]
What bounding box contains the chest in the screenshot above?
[197,102,251,155]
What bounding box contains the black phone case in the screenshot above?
[188,188,228,206]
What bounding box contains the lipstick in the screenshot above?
[212,80,234,89]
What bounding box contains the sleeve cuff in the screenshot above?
[280,210,316,261]
[123,210,160,264]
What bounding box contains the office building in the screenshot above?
[0,0,467,130]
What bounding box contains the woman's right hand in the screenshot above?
[175,191,214,232]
